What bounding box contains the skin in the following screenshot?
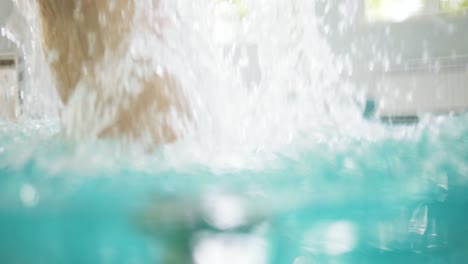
[37,0,187,145]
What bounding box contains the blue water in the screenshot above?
[1,115,468,263]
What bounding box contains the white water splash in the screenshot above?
[2,0,431,172]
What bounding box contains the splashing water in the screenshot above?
[2,1,468,263]
[0,0,342,170]
[0,0,466,173]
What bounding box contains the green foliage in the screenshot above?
[440,0,468,12]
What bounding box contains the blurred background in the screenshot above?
[319,0,468,118]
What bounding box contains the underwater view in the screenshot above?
[1,0,468,263]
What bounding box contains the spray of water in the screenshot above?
[132,0,366,169]
[2,0,464,173]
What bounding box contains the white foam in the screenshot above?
[5,0,443,172]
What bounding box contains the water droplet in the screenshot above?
[325,221,357,256]
[20,183,39,207]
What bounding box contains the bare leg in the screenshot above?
[38,0,187,145]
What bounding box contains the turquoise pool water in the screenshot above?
[1,115,468,263]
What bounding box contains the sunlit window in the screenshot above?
[440,0,468,12]
[366,0,468,22]
[365,0,425,22]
